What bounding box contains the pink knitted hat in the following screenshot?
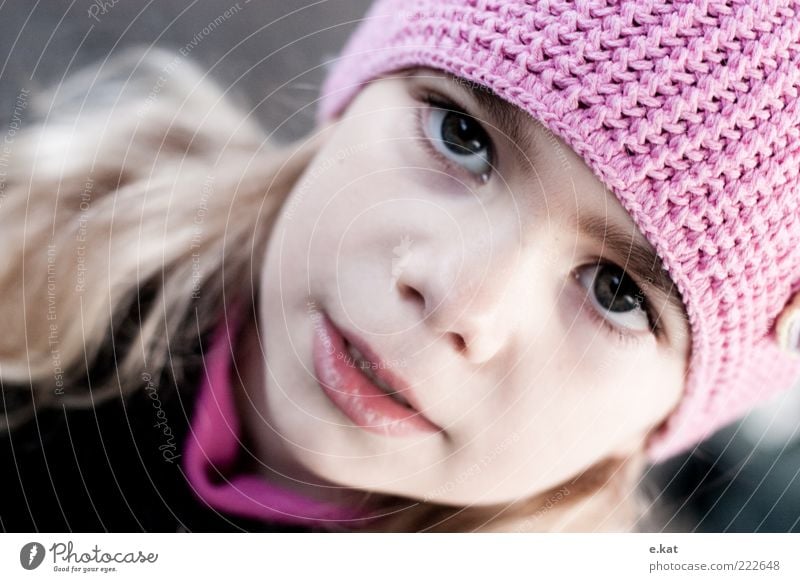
[315,0,800,463]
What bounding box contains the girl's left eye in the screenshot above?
[420,96,494,180]
[576,262,653,334]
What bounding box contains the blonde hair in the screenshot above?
[0,47,657,532]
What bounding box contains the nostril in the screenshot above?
[399,283,424,306]
[451,332,467,353]
[399,282,469,355]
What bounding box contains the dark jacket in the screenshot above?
[0,313,310,533]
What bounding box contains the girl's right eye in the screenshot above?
[417,92,494,182]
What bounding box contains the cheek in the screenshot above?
[290,135,409,235]
[285,143,441,264]
[567,350,674,429]
[501,352,679,481]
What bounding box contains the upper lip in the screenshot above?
[332,317,436,426]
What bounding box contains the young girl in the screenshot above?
[2,0,800,532]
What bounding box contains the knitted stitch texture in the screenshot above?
[316,0,800,462]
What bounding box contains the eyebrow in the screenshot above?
[577,214,686,325]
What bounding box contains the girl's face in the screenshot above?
[247,67,691,507]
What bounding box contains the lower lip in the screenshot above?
[312,312,440,438]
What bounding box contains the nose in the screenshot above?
[395,232,527,365]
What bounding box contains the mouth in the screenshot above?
[311,310,441,437]
[343,339,414,408]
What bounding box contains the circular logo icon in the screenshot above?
[20,542,45,570]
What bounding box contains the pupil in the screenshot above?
[442,111,485,155]
[595,266,641,312]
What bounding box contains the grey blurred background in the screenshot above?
[1,0,798,532]
[0,0,373,140]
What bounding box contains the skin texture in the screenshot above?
[233,68,691,509]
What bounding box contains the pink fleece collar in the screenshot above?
[182,302,370,527]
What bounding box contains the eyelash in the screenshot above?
[408,86,660,347]
[410,88,494,184]
[578,263,662,347]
